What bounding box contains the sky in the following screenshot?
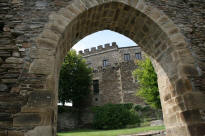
[72,30,137,52]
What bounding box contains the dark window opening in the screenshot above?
[136,52,142,60]
[124,54,130,61]
[95,98,98,101]
[93,80,99,95]
[75,32,79,38]
[103,60,107,67]
[0,22,5,32]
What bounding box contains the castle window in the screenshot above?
[93,80,99,95]
[103,60,107,67]
[135,52,142,60]
[124,53,130,61]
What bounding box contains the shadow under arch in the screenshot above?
[28,0,205,136]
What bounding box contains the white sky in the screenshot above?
[72,30,137,52]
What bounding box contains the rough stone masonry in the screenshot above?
[0,0,204,136]
[80,43,145,106]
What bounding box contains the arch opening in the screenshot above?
[57,30,163,132]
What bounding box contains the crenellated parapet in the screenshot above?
[79,42,118,56]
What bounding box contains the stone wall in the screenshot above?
[57,107,93,132]
[81,44,144,106]
[81,42,119,69]
[0,0,204,136]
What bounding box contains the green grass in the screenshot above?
[58,126,165,136]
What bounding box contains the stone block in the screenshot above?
[27,91,53,107]
[8,131,24,136]
[172,103,186,112]
[179,110,202,124]
[0,113,12,121]
[166,126,188,136]
[0,120,12,128]
[84,49,89,53]
[175,78,192,95]
[29,58,54,75]
[91,47,96,52]
[5,57,23,64]
[164,93,171,101]
[188,123,205,136]
[97,45,103,50]
[183,92,205,110]
[13,113,41,127]
[11,86,20,93]
[30,48,55,59]
[1,79,18,83]
[0,131,6,136]
[41,29,60,42]
[0,84,8,92]
[166,114,177,126]
[150,120,164,126]
[36,37,58,49]
[178,64,199,77]
[25,126,52,136]
[12,51,20,57]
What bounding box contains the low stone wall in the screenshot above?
[150,120,164,127]
[57,107,93,132]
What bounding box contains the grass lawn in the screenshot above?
[58,126,165,136]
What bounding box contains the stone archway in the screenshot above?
[0,0,204,136]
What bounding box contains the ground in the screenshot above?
[57,126,165,136]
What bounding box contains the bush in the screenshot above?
[92,103,140,129]
[133,104,163,122]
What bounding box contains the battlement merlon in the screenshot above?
[78,42,118,55]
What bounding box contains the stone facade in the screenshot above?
[80,42,144,106]
[0,0,204,136]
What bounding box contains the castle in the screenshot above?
[79,42,145,106]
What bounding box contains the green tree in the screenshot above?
[59,50,93,108]
[132,57,161,109]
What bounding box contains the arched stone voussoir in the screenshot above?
[43,12,71,36]
[40,29,61,43]
[178,64,201,79]
[127,0,139,8]
[48,12,71,26]
[30,48,56,59]
[156,15,181,39]
[111,0,128,4]
[64,1,85,17]
[29,58,55,75]
[80,0,99,9]
[36,37,58,50]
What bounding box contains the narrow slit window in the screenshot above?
[103,60,107,67]
[93,80,99,95]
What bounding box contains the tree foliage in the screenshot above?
[133,57,161,109]
[59,50,92,108]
